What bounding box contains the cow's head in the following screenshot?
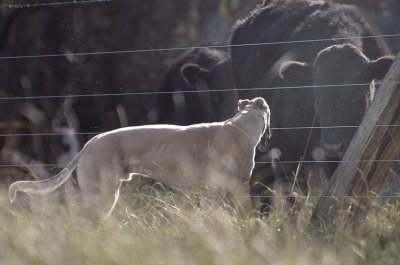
[180,59,237,122]
[157,48,237,125]
[280,44,394,158]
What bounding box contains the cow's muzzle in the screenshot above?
[321,141,346,158]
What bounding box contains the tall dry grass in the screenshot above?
[0,179,399,265]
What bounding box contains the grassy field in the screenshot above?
[0,181,399,265]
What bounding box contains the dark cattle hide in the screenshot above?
[229,0,393,209]
[281,43,394,159]
[156,47,237,125]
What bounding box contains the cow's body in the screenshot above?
[229,0,394,207]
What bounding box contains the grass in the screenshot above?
[0,180,399,265]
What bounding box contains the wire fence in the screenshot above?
[1,81,400,101]
[2,189,400,199]
[0,2,398,191]
[1,33,400,60]
[0,0,111,9]
[0,59,397,161]
[0,123,399,138]
[0,159,399,169]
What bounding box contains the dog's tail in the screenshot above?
[8,141,90,203]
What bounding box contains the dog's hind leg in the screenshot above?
[103,180,124,220]
[103,173,153,220]
[77,155,125,221]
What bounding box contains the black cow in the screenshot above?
[156,47,237,125]
[229,0,394,209]
[281,43,394,159]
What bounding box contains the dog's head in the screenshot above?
[238,97,271,152]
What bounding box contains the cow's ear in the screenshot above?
[279,61,313,84]
[181,63,209,86]
[238,99,250,111]
[368,56,394,80]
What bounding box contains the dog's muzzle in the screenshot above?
[258,132,270,153]
[258,127,271,153]
[244,106,271,153]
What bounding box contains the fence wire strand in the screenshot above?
[0,159,398,168]
[1,80,399,101]
[0,123,399,138]
[0,0,111,9]
[0,33,399,60]
[0,189,399,199]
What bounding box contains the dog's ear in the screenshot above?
[254,97,267,109]
[238,99,250,111]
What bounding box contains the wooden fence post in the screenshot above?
[310,52,400,232]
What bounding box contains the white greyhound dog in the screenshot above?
[9,97,271,220]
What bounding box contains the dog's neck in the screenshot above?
[228,107,266,147]
[244,107,266,128]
